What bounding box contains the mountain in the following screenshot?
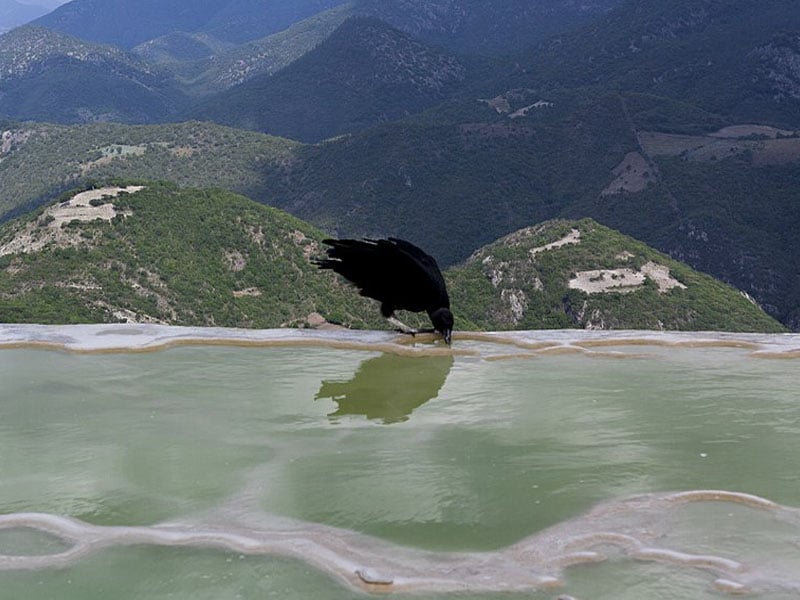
[0,186,782,332]
[30,0,622,56]
[0,183,380,327]
[0,0,49,34]
[513,0,800,126]
[449,218,784,332]
[31,0,345,49]
[0,120,298,220]
[0,26,185,123]
[163,4,353,96]
[4,94,799,330]
[352,0,622,56]
[6,1,629,122]
[190,17,469,142]
[131,31,234,65]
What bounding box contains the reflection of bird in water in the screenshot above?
[314,238,454,344]
[315,354,454,424]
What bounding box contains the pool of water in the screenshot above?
[0,325,799,599]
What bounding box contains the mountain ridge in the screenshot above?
[190,17,469,142]
[31,0,345,48]
[0,26,185,122]
[0,0,50,34]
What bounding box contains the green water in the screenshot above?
[1,341,799,598]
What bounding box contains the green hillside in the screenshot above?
[3,90,799,331]
[0,183,379,327]
[448,218,785,333]
[513,0,800,126]
[0,26,186,123]
[190,17,469,142]
[0,121,298,220]
[32,0,344,48]
[0,186,784,333]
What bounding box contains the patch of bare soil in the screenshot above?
[710,125,796,138]
[602,152,654,195]
[232,288,262,298]
[638,126,800,166]
[0,186,143,257]
[529,228,581,256]
[752,138,800,165]
[569,261,686,294]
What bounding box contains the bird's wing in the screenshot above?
[316,238,449,312]
[384,238,450,309]
[316,239,394,301]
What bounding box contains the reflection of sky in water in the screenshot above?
[1,326,800,598]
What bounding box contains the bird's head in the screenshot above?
[430,307,454,345]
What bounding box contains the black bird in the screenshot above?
[315,238,454,344]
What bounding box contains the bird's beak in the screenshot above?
[444,329,452,345]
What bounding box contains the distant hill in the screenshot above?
[190,17,469,142]
[512,0,800,126]
[352,0,622,56]
[31,0,344,48]
[448,218,785,332]
[30,0,622,56]
[0,26,185,123]
[0,183,380,327]
[0,187,782,332]
[136,0,625,96]
[0,120,297,221]
[163,4,353,96]
[132,31,235,65]
[0,0,49,33]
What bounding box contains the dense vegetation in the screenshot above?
[0,26,186,123]
[0,186,784,332]
[190,17,469,142]
[0,183,381,328]
[0,121,297,220]
[448,218,785,333]
[32,0,345,48]
[510,0,800,127]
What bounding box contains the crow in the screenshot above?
[315,238,454,344]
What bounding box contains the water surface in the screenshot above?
[1,326,799,598]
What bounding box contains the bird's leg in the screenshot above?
[387,315,418,336]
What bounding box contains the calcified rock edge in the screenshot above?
[2,489,800,595]
[1,323,799,358]
[2,324,800,595]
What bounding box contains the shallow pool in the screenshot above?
[1,325,799,599]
